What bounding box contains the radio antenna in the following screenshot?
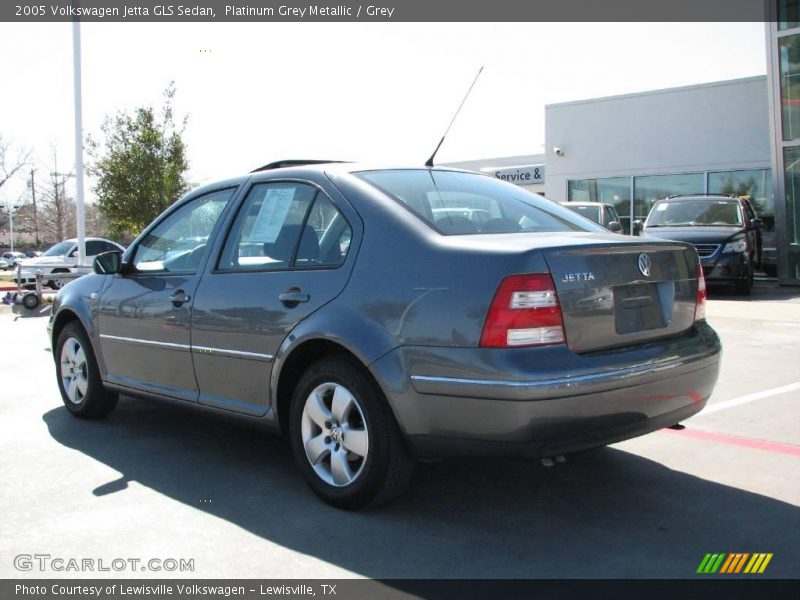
[425,66,484,168]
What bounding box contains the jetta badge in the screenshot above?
[638,253,652,277]
[561,272,595,283]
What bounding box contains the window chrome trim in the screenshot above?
[99,334,273,361]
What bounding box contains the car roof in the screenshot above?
[659,195,741,202]
[186,163,482,197]
[56,237,122,244]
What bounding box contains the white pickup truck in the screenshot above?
[14,238,125,289]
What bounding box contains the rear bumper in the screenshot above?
[371,323,721,459]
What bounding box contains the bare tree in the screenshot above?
[36,172,76,244]
[0,135,31,192]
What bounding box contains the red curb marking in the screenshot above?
[662,427,800,457]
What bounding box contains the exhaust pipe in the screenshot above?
[541,455,567,467]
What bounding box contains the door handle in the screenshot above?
[169,290,191,307]
[279,290,310,305]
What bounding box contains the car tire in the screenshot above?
[49,269,70,290]
[22,292,39,310]
[55,321,118,418]
[289,356,414,510]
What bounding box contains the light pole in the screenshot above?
[72,18,86,267]
[3,203,19,254]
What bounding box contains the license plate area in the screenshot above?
[614,282,667,334]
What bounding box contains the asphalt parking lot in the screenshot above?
[0,282,798,580]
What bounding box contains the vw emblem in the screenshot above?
[637,253,652,277]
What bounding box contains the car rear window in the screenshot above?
[356,170,598,235]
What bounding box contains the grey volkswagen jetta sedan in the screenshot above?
[49,163,721,509]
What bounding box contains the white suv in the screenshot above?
[15,238,124,289]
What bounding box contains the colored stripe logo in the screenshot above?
[697,553,773,574]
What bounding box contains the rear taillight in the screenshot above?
[480,273,566,348]
[694,263,706,322]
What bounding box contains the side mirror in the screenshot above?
[750,217,763,230]
[93,251,123,275]
[632,220,644,236]
[607,221,623,233]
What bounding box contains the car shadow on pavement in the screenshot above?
[10,304,52,319]
[43,397,799,579]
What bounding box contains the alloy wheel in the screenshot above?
[60,337,88,404]
[300,382,369,487]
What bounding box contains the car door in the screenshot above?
[190,180,357,415]
[97,187,237,401]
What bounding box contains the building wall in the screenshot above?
[544,76,771,200]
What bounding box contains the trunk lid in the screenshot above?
[543,241,697,353]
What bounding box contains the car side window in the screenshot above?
[297,194,352,268]
[218,182,351,271]
[86,241,105,256]
[99,241,120,254]
[133,188,235,274]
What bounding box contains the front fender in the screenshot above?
[50,273,109,374]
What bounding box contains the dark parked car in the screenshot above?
[49,164,721,509]
[561,201,623,233]
[636,195,762,294]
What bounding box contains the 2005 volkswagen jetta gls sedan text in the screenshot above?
[48,163,721,509]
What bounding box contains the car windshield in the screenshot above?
[564,204,601,224]
[647,199,743,227]
[356,170,597,235]
[43,241,74,257]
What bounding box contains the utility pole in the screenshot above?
[50,171,75,240]
[29,169,39,246]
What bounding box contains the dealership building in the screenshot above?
[448,35,800,288]
[446,76,779,269]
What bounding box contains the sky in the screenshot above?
[0,22,768,208]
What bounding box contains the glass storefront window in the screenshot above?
[783,147,800,279]
[567,177,630,233]
[708,168,773,226]
[779,0,800,30]
[779,35,800,141]
[633,173,704,224]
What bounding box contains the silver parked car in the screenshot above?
[49,163,721,509]
[561,201,624,233]
[1,251,27,270]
